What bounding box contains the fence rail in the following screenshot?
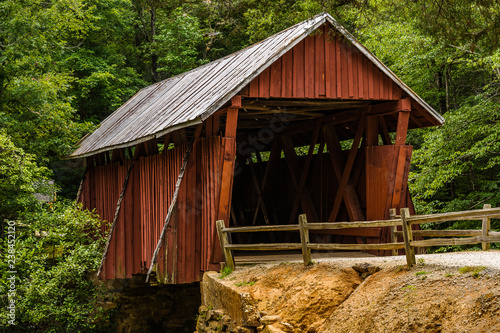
[216,205,500,270]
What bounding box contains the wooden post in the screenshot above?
[482,204,492,251]
[299,214,312,265]
[400,207,415,267]
[216,220,235,270]
[389,208,398,256]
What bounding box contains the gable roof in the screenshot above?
[70,12,444,159]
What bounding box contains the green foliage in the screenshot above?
[155,8,207,77]
[0,132,49,220]
[410,94,500,226]
[0,202,110,332]
[219,266,233,279]
[458,266,486,278]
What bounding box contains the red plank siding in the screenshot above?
[246,24,402,101]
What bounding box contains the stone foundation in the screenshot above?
[194,306,282,333]
[100,275,201,333]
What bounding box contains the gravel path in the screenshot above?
[316,250,500,270]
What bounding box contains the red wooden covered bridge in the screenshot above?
[71,13,443,284]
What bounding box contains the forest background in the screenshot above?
[1,0,499,331]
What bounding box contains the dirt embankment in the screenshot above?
[212,256,500,332]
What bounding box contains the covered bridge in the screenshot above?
[71,13,444,284]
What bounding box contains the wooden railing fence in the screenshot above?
[216,205,500,270]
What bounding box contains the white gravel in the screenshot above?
[316,250,500,270]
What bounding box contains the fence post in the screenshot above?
[400,208,416,267]
[216,220,235,270]
[482,204,492,251]
[389,208,398,256]
[299,214,312,265]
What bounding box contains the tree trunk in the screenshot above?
[150,8,159,82]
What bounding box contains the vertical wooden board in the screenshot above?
[124,164,133,278]
[325,28,332,98]
[199,139,205,271]
[156,156,165,280]
[379,71,385,99]
[373,69,380,99]
[176,147,186,283]
[136,159,142,272]
[365,146,394,221]
[211,137,223,265]
[206,139,214,266]
[352,51,358,99]
[206,117,213,137]
[357,51,364,99]
[249,77,259,97]
[282,50,293,98]
[270,59,282,97]
[165,154,174,280]
[347,47,354,98]
[362,56,369,99]
[328,32,337,98]
[315,28,326,97]
[108,166,117,280]
[336,36,342,97]
[132,161,141,274]
[383,75,390,99]
[340,39,349,99]
[391,146,413,211]
[367,60,374,99]
[259,66,271,98]
[116,165,126,279]
[186,142,197,283]
[292,40,305,98]
[205,141,211,271]
[394,83,404,101]
[194,140,203,279]
[304,35,315,98]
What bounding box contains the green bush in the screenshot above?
[0,202,110,332]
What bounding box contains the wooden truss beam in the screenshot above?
[323,126,365,222]
[280,135,320,222]
[328,116,366,222]
[288,120,321,225]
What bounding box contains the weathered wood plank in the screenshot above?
[306,219,399,229]
[308,242,405,251]
[216,220,235,270]
[299,214,312,265]
[394,230,500,237]
[293,40,305,98]
[482,203,492,250]
[225,243,303,251]
[222,224,300,233]
[407,207,500,224]
[411,235,500,247]
[401,208,416,267]
[305,35,315,98]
